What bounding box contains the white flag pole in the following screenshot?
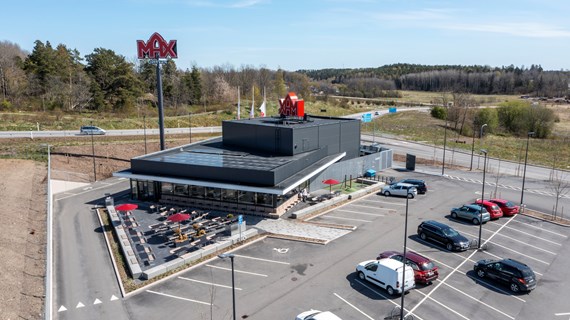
[237,86,240,120]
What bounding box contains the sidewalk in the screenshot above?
[50,179,90,194]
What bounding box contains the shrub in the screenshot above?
[431,106,447,120]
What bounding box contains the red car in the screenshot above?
[473,199,503,219]
[489,199,520,216]
[377,250,438,284]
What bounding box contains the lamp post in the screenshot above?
[478,149,488,250]
[90,122,96,181]
[143,115,147,154]
[441,115,449,175]
[477,124,487,170]
[400,194,410,320]
[218,253,236,320]
[188,111,192,143]
[520,132,535,208]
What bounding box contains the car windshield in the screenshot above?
[442,228,459,237]
[491,205,500,211]
[420,262,435,271]
[505,201,515,207]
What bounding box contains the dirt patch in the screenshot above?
[0,159,47,320]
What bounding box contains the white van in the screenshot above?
[356,258,415,295]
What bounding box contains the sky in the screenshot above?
[3,0,570,71]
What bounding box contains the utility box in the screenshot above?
[105,193,114,206]
[406,154,416,171]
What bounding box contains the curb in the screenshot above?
[520,211,570,227]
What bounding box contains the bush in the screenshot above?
[431,106,447,120]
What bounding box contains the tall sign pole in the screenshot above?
[137,32,178,151]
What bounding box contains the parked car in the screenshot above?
[417,220,470,251]
[296,310,342,320]
[472,200,503,219]
[380,183,417,198]
[80,125,106,135]
[489,199,520,216]
[451,204,491,225]
[377,250,439,284]
[395,179,427,194]
[473,258,537,293]
[356,258,415,295]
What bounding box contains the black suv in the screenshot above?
[473,258,537,293]
[396,179,427,194]
[417,220,470,251]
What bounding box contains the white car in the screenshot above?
[296,310,342,320]
[380,183,417,198]
[356,259,415,295]
[80,125,106,135]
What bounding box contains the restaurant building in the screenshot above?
[114,93,392,218]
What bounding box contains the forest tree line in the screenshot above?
[299,63,570,98]
[0,40,312,113]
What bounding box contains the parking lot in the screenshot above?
[122,175,570,320]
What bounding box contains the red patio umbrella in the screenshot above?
[115,203,138,211]
[322,179,340,192]
[167,213,191,236]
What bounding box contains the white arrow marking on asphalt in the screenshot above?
[110,295,119,301]
[76,302,85,308]
[94,298,102,305]
[58,306,67,312]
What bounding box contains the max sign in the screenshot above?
[137,32,178,59]
[279,92,305,117]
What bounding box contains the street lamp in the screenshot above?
[218,253,236,320]
[478,149,488,250]
[477,124,487,170]
[90,122,96,181]
[520,132,535,209]
[441,114,449,175]
[400,195,410,320]
[188,111,192,143]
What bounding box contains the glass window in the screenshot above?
[205,187,221,200]
[191,186,205,199]
[256,193,273,207]
[173,184,189,196]
[238,191,255,204]
[131,180,138,199]
[222,189,238,203]
[161,182,173,194]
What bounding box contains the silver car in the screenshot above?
[80,125,106,135]
[451,204,490,225]
[380,183,417,198]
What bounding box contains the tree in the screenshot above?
[474,108,499,133]
[549,171,570,220]
[274,69,286,98]
[0,41,27,104]
[85,48,143,111]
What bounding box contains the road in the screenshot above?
[0,126,222,138]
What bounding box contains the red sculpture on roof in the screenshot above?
[278,92,305,117]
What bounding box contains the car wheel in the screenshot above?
[510,283,520,293]
[476,269,485,278]
[451,212,457,219]
[384,191,391,197]
[407,193,414,199]
[358,271,365,281]
[387,286,395,295]
[472,218,480,225]
[420,232,427,240]
[446,243,453,251]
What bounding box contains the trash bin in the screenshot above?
[406,154,416,171]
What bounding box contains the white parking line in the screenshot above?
[178,277,243,290]
[355,200,406,206]
[319,215,373,223]
[413,289,469,320]
[354,279,424,320]
[509,219,568,238]
[233,254,290,265]
[436,280,515,319]
[146,290,211,305]
[205,265,268,277]
[463,273,526,303]
[333,293,374,320]
[469,228,557,255]
[488,221,563,246]
[454,229,551,264]
[477,248,544,276]
[335,209,387,216]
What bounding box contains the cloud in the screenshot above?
[444,22,570,38]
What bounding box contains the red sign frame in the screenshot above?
[137,32,178,59]
[278,92,304,117]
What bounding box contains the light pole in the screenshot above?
[400,194,410,320]
[188,111,192,143]
[520,132,535,209]
[478,149,488,250]
[218,253,236,320]
[477,124,487,170]
[441,115,449,175]
[90,122,96,181]
[143,115,147,154]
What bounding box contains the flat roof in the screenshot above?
[224,114,358,129]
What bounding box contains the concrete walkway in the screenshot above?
[255,219,352,243]
[50,179,90,194]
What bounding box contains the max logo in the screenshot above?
[137,32,178,59]
[279,92,305,117]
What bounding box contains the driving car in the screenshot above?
[417,220,470,251]
[472,199,503,219]
[377,250,439,284]
[380,183,417,198]
[395,179,427,194]
[80,125,106,135]
[474,258,537,293]
[296,310,342,320]
[451,204,491,224]
[489,198,520,216]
